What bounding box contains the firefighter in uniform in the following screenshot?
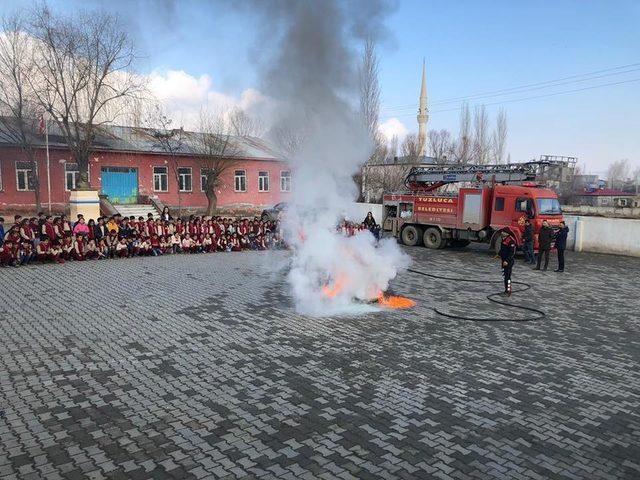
[499,231,517,296]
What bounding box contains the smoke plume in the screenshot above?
[246,0,409,315]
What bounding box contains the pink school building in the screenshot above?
[0,123,291,214]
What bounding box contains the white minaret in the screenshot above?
[417,59,429,157]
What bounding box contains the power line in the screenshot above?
[380,76,640,118]
[381,61,640,112]
[383,67,640,112]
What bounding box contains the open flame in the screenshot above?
[376,291,416,310]
[320,275,415,310]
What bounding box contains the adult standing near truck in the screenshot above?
[535,220,554,271]
[522,219,535,264]
[499,230,517,295]
[554,221,569,273]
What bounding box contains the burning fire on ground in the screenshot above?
[321,275,415,310]
[376,291,416,310]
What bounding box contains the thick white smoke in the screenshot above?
[246,0,409,315]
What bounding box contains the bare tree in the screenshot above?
[453,102,472,163]
[145,104,186,215]
[400,133,420,163]
[633,166,640,194]
[606,159,631,190]
[362,164,410,203]
[472,105,490,165]
[388,134,399,163]
[0,14,41,209]
[270,124,304,159]
[28,5,144,188]
[359,38,385,163]
[197,108,262,216]
[427,129,453,164]
[491,108,508,164]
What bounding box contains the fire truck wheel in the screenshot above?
[401,225,423,246]
[423,227,444,249]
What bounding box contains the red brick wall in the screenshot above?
[0,147,291,213]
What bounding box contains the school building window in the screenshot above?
[178,167,192,192]
[16,161,36,191]
[234,170,246,192]
[65,162,79,191]
[280,171,291,192]
[258,171,269,192]
[201,168,214,192]
[153,166,168,192]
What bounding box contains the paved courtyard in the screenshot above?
[1,246,639,480]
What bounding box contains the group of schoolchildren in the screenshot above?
[0,207,284,267]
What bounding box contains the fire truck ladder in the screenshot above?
[405,162,542,192]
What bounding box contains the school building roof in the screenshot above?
[0,117,281,161]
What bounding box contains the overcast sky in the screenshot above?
[1,0,639,175]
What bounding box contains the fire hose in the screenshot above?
[406,268,546,322]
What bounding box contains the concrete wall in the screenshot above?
[564,215,640,257]
[562,204,640,218]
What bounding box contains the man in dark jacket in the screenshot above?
[535,220,554,271]
[522,219,535,264]
[499,231,517,295]
[554,221,569,272]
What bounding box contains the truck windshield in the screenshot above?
[537,198,562,215]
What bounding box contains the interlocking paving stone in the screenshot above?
[0,246,639,479]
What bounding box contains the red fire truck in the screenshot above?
[382,163,565,251]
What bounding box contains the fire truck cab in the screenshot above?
[382,163,565,251]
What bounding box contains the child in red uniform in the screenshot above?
[217,234,227,252]
[239,233,250,250]
[60,215,72,237]
[146,214,155,237]
[73,234,86,261]
[36,238,51,263]
[150,234,162,256]
[139,236,151,256]
[115,238,128,258]
[160,236,171,254]
[20,240,35,265]
[106,230,119,258]
[97,239,108,259]
[60,236,73,260]
[85,239,98,260]
[1,239,17,266]
[202,234,213,253]
[230,233,241,252]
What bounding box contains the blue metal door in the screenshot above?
[101,167,138,204]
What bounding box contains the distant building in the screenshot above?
[0,120,290,214]
[574,189,636,207]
